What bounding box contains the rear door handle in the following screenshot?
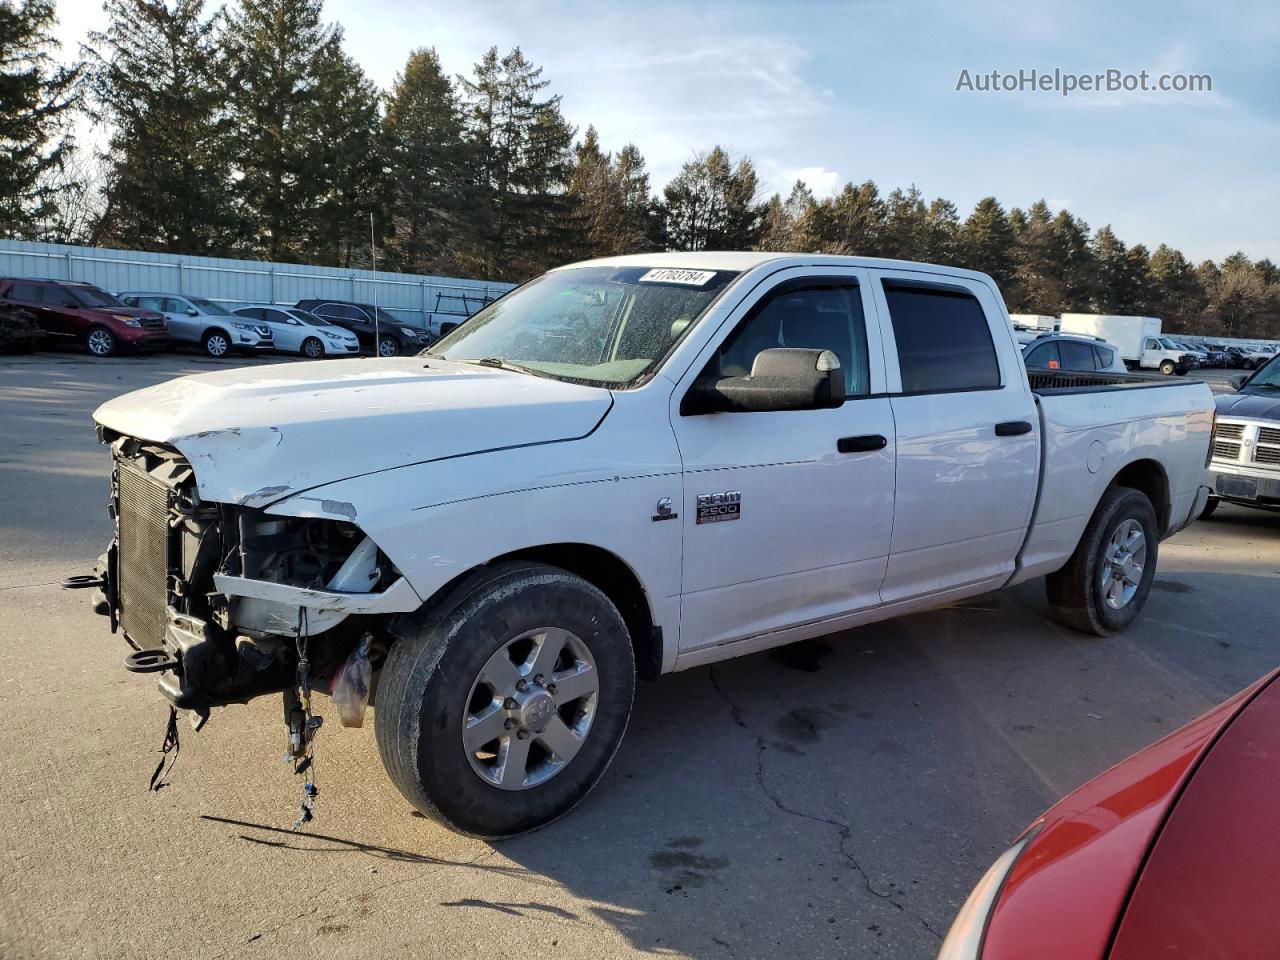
[837,434,888,453]
[995,420,1033,437]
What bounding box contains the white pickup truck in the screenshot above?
[79,253,1214,837]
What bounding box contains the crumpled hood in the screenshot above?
[93,357,613,507]
[1215,391,1280,420]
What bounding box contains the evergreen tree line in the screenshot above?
[2,0,1276,337]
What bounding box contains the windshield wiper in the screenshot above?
[477,356,507,368]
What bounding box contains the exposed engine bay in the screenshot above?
[85,429,394,726]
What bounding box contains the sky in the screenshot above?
[51,0,1280,263]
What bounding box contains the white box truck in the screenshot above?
[1059,314,1192,375]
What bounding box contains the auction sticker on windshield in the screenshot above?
[638,268,717,286]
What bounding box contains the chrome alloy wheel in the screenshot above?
[378,336,398,357]
[1100,518,1146,609]
[205,333,229,357]
[87,328,114,355]
[462,627,599,790]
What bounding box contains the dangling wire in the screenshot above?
[291,607,322,830]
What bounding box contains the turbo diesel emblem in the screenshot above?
[696,490,741,524]
[651,497,678,522]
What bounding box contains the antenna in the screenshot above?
[370,212,379,355]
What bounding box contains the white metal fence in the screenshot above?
[0,239,514,328]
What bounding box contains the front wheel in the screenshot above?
[301,337,324,359]
[85,326,116,357]
[374,562,635,838]
[1159,360,1176,376]
[1200,496,1220,520]
[202,329,231,358]
[1046,486,1159,636]
[377,335,399,357]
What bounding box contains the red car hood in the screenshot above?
[980,670,1280,960]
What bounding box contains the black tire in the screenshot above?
[1046,486,1160,636]
[202,329,231,358]
[1200,496,1220,520]
[85,325,116,357]
[377,335,400,357]
[1159,360,1175,376]
[301,337,324,359]
[374,562,635,838]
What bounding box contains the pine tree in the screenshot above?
[1008,200,1064,313]
[1051,210,1095,310]
[222,0,341,260]
[756,180,817,252]
[383,47,466,273]
[614,143,659,252]
[0,0,82,238]
[1091,225,1141,313]
[879,185,928,260]
[457,46,576,280]
[920,197,960,265]
[1147,244,1206,332]
[86,0,235,253]
[815,181,884,255]
[958,197,1015,288]
[307,46,386,266]
[661,146,761,251]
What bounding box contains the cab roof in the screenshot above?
[553,251,997,286]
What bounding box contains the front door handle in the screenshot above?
[837,434,888,453]
[995,420,1033,437]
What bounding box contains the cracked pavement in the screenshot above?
[3,354,1278,960]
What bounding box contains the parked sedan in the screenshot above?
[1021,333,1127,373]
[0,277,168,356]
[232,304,360,358]
[939,668,1280,960]
[119,291,273,357]
[295,299,432,356]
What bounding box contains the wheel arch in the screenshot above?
[1108,457,1171,535]
[409,543,663,682]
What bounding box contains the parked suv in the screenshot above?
[295,299,431,356]
[119,292,272,357]
[0,278,168,356]
[1204,355,1280,517]
[1022,332,1127,373]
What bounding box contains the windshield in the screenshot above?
[361,305,407,324]
[428,266,739,386]
[190,297,232,317]
[1247,356,1280,387]
[289,309,330,326]
[72,286,125,308]
[1158,337,1181,350]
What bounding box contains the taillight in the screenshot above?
[1207,410,1218,467]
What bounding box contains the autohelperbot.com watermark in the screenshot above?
[955,68,1212,97]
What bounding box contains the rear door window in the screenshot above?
[1094,345,1116,369]
[41,286,80,307]
[1058,340,1097,370]
[6,283,42,303]
[881,281,1001,393]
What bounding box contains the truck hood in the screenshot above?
[1216,391,1280,420]
[93,358,613,507]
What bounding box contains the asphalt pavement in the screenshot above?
[2,352,1276,960]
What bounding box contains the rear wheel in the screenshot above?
[85,326,116,357]
[1047,486,1159,636]
[374,562,635,838]
[377,335,399,357]
[202,329,230,358]
[301,337,324,359]
[1200,496,1220,520]
[1159,360,1176,375]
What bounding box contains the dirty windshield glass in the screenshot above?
[428,266,739,387]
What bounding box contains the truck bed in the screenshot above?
[1028,369,1188,394]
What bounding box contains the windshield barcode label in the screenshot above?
[638,268,717,286]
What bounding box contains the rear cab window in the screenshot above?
[879,278,1001,393]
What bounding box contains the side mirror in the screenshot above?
[1230,374,1249,390]
[683,348,845,415]
[186,307,199,316]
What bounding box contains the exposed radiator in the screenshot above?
[117,462,171,649]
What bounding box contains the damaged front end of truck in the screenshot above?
[68,428,415,744]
